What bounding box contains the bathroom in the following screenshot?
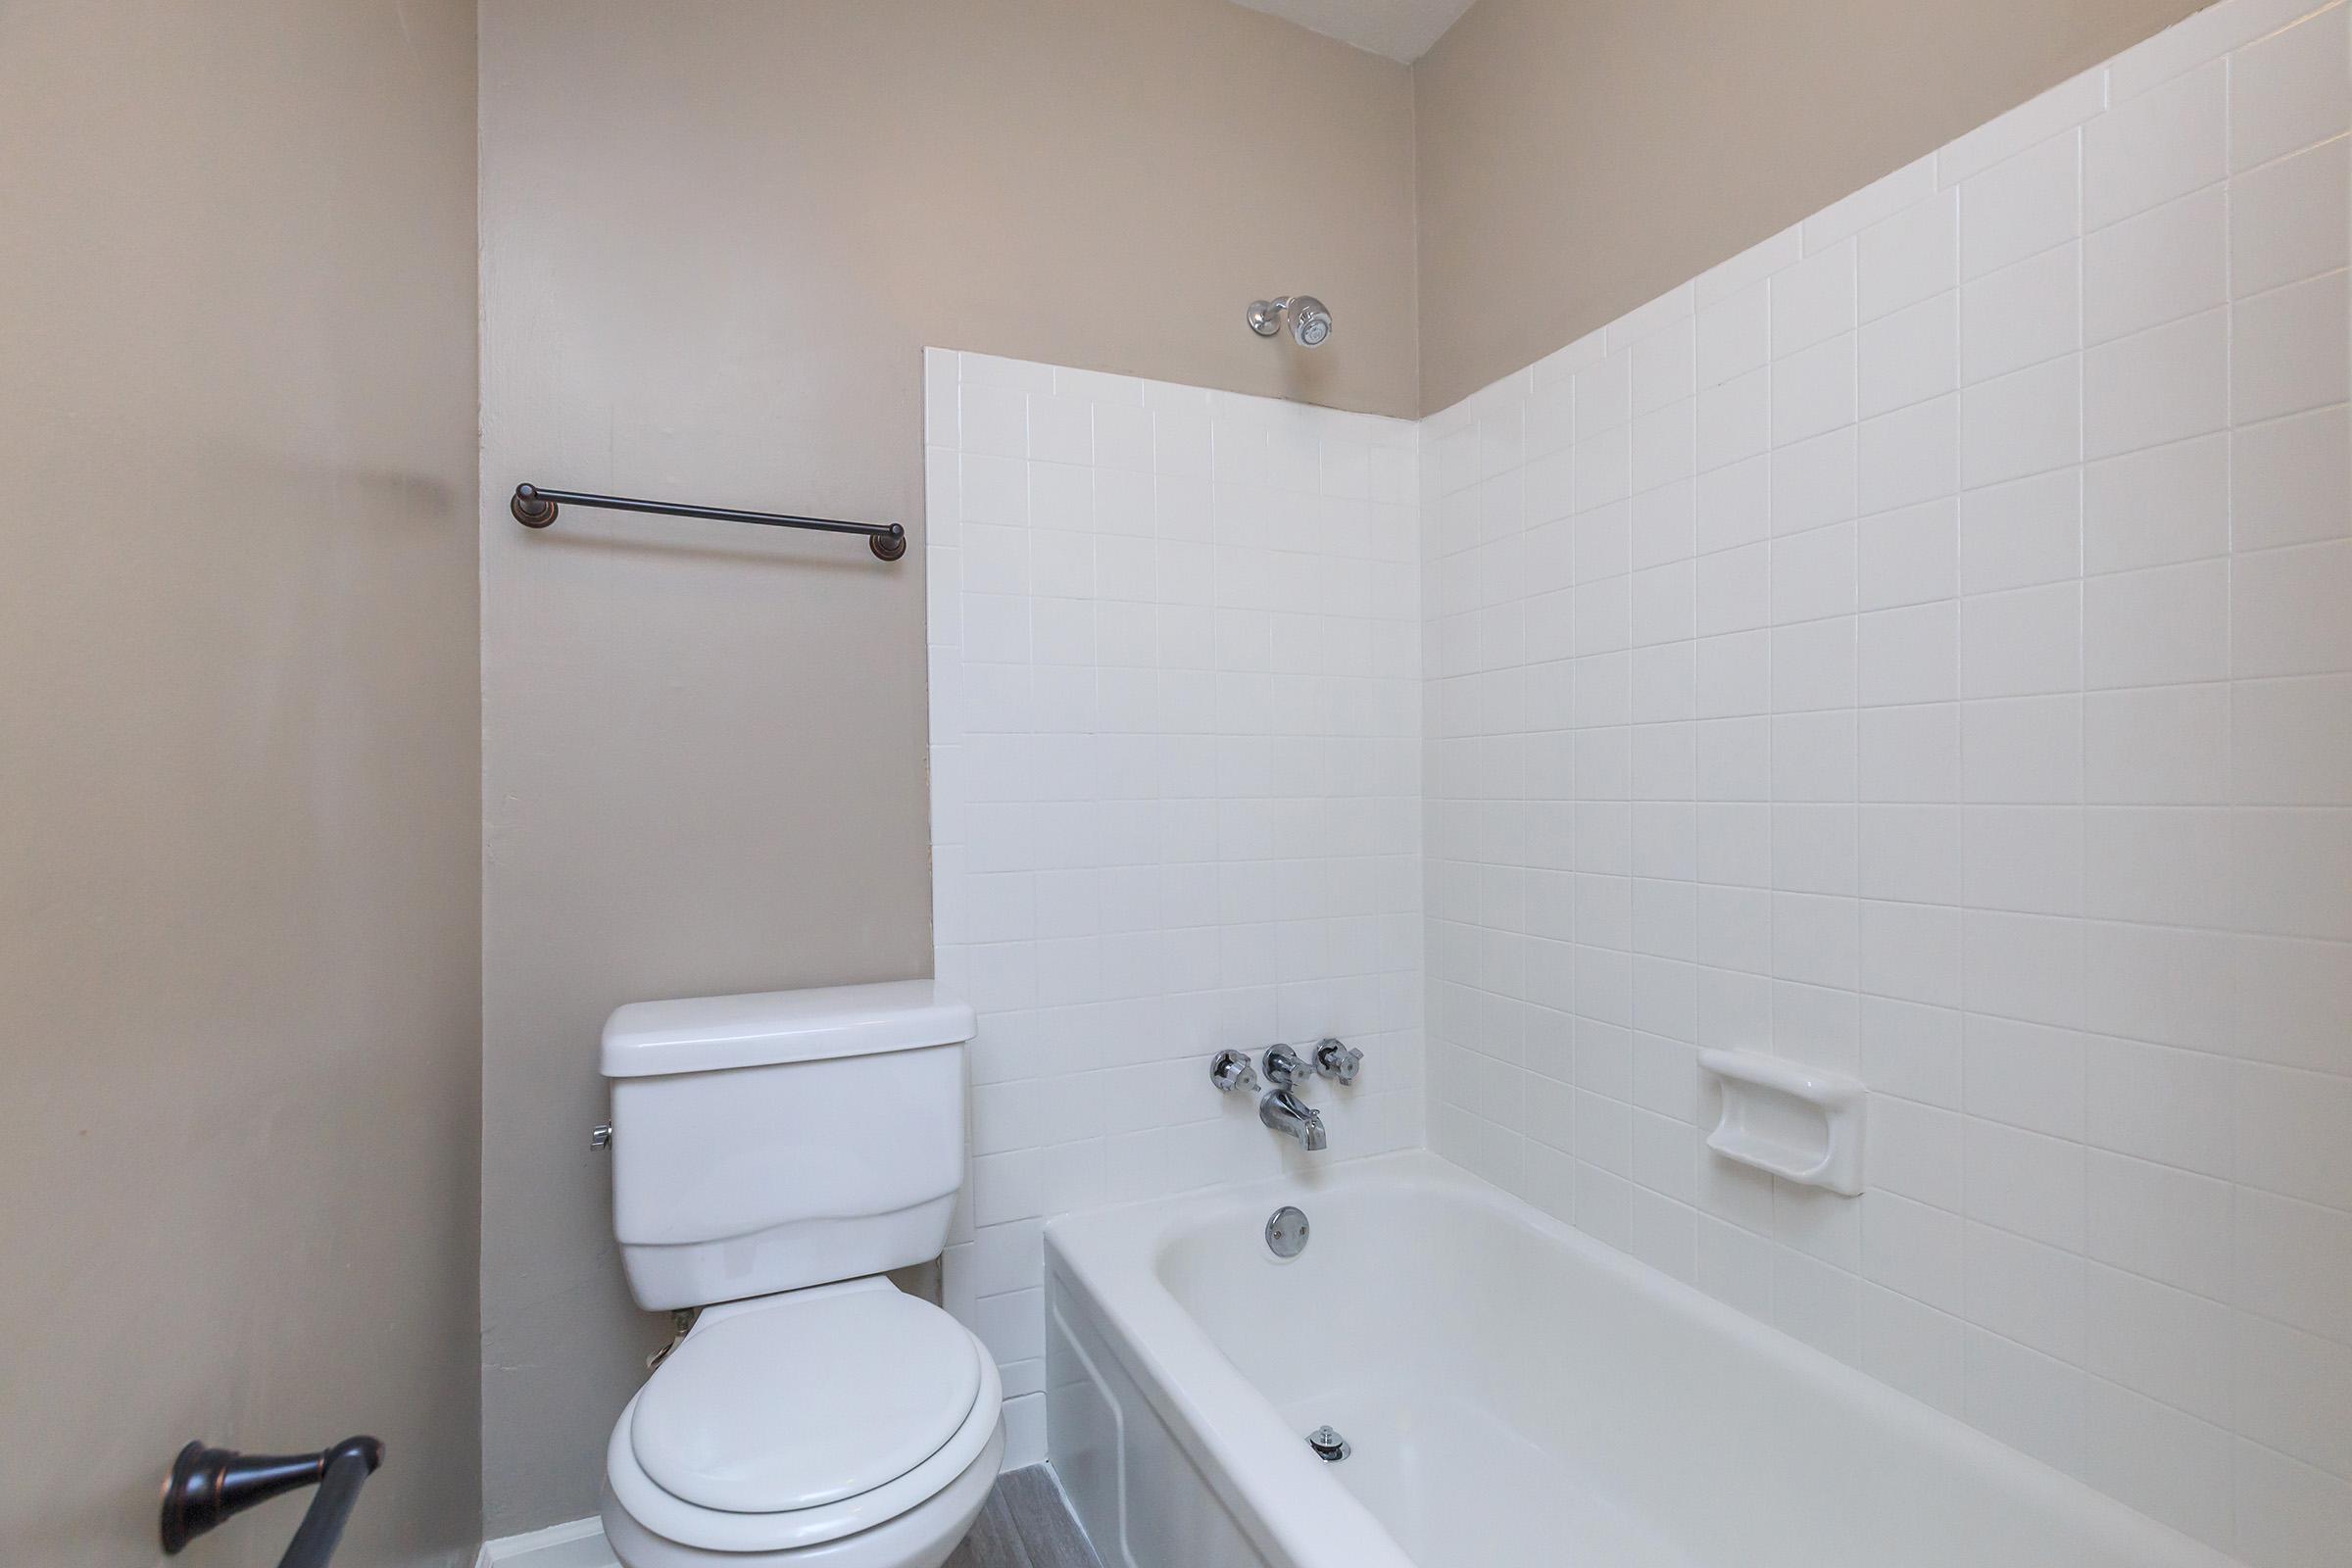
[5,0,2349,1563]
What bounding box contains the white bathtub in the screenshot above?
[1044,1152,2238,1568]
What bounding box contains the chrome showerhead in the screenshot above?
[1287,296,1332,346]
[1248,295,1333,347]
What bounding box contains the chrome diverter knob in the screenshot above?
[1311,1038,1362,1085]
[1262,1043,1314,1089]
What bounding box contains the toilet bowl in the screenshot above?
[600,1279,1005,1568]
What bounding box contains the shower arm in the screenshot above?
[1248,297,1297,337]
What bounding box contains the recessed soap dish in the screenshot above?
[1698,1049,1866,1196]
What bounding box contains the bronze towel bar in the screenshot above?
[510,483,906,561]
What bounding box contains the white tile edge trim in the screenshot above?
[932,341,1421,442]
[1420,0,2340,428]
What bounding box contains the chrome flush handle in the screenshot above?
[1209,1049,1261,1095]
[1262,1043,1314,1090]
[1312,1038,1363,1085]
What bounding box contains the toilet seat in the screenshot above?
[631,1283,983,1513]
[605,1280,1005,1555]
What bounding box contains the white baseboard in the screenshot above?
[473,1516,613,1568]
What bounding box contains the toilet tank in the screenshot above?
[601,980,975,1310]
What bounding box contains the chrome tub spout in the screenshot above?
[1259,1086,1328,1151]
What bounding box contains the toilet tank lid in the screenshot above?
[601,980,975,1078]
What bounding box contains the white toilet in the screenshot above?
[595,980,1004,1568]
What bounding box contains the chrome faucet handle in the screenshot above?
[1263,1043,1314,1090]
[1312,1038,1363,1085]
[1209,1049,1261,1095]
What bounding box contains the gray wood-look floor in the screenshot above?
[946,1465,1102,1568]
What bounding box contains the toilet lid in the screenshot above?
[630,1290,983,1514]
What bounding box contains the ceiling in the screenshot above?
[1227,0,1480,63]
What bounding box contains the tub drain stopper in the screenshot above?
[1306,1424,1350,1462]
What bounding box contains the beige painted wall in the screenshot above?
[1414,0,2209,412]
[0,3,481,1565]
[476,0,1416,1534]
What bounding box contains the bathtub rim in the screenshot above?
[1042,1148,2240,1568]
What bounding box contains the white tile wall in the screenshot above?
[924,349,1424,1466]
[923,0,2348,1546]
[1420,2,2351,1560]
